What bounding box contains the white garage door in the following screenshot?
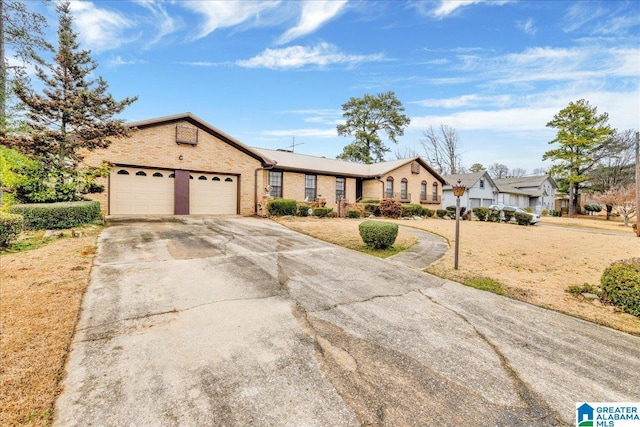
[110,167,174,215]
[189,173,237,215]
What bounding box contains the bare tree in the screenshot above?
[509,167,527,178]
[589,129,636,194]
[419,124,462,175]
[594,184,637,226]
[532,167,549,175]
[393,144,420,160]
[488,162,509,179]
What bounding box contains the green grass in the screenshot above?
[359,242,415,259]
[0,230,56,254]
[463,277,505,295]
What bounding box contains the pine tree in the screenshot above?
[7,0,136,176]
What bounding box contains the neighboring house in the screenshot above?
[493,176,558,212]
[442,171,498,210]
[83,113,446,216]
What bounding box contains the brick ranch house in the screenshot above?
[83,113,446,216]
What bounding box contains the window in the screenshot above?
[213,177,221,181]
[117,169,129,175]
[386,177,394,198]
[268,170,283,198]
[304,174,317,201]
[198,175,207,180]
[135,171,147,176]
[335,177,346,202]
[401,178,408,200]
[152,172,163,177]
[225,177,233,182]
[169,173,175,178]
[432,182,438,201]
[479,178,485,189]
[421,181,427,201]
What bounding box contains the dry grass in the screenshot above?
[277,216,640,336]
[275,217,417,257]
[0,226,100,427]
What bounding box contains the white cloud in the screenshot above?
[236,42,385,69]
[107,56,146,67]
[180,1,281,39]
[517,18,537,36]
[68,1,135,52]
[135,1,180,46]
[278,0,348,44]
[413,94,513,109]
[262,128,337,138]
[428,0,513,19]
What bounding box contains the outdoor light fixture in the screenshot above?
[452,179,466,269]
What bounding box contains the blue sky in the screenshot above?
[22,0,640,173]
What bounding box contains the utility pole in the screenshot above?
[636,132,640,237]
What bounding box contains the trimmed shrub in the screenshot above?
[296,204,310,217]
[503,209,515,222]
[445,206,456,217]
[401,204,423,217]
[514,211,532,226]
[347,209,361,218]
[0,213,25,248]
[380,198,402,219]
[363,203,381,217]
[313,207,333,218]
[358,220,398,250]
[523,206,533,213]
[423,208,435,218]
[472,206,489,221]
[600,258,640,317]
[9,201,101,230]
[436,209,448,219]
[541,209,548,216]
[550,209,562,217]
[360,199,380,204]
[488,208,501,222]
[584,204,603,215]
[267,198,297,216]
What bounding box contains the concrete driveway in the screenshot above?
[54,217,640,426]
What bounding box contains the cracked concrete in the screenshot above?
[55,217,640,426]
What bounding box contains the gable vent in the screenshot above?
[176,124,198,145]
[411,162,420,174]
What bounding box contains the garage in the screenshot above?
[189,173,238,215]
[109,167,238,215]
[110,167,174,215]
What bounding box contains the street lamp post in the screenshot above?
[452,179,466,270]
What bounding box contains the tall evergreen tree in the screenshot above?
[1,0,50,126]
[542,99,614,216]
[337,91,410,164]
[7,0,136,177]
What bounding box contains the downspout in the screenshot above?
[255,164,275,215]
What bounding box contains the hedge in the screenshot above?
[9,201,101,230]
[296,204,311,217]
[347,210,361,218]
[358,220,398,249]
[267,198,297,216]
[312,207,333,217]
[436,209,448,219]
[472,206,489,221]
[0,212,25,248]
[401,204,424,217]
[514,211,532,226]
[600,258,640,317]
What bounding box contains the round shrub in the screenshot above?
[0,212,25,248]
[514,211,532,226]
[401,204,423,217]
[380,199,402,218]
[436,209,448,219]
[267,199,297,216]
[472,206,489,221]
[313,207,333,218]
[600,258,640,317]
[358,220,398,250]
[347,209,361,218]
[423,208,435,218]
[296,204,310,217]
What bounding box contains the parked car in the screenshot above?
[488,205,541,224]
